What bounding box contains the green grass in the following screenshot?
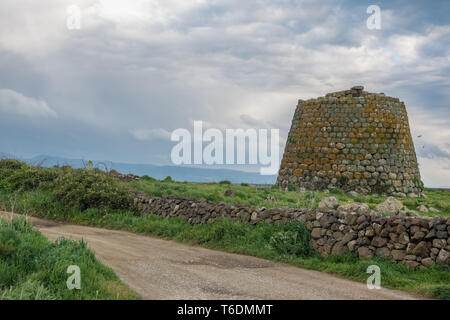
[132,179,450,217]
[0,217,139,300]
[0,189,448,300]
[0,159,449,299]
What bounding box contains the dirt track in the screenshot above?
[0,211,424,300]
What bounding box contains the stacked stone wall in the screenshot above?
[134,194,450,268]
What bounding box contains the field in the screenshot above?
[0,159,449,299]
[133,178,450,218]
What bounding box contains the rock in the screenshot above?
[412,241,429,258]
[375,247,391,258]
[398,232,410,245]
[358,246,373,258]
[432,239,447,249]
[332,241,348,255]
[416,205,429,213]
[411,231,425,241]
[424,229,436,239]
[311,228,324,239]
[429,207,440,213]
[374,197,403,215]
[347,191,359,197]
[347,240,357,251]
[436,249,450,265]
[406,243,416,254]
[407,193,419,198]
[337,202,370,215]
[400,209,419,217]
[341,231,356,245]
[436,231,448,239]
[421,258,434,267]
[372,223,382,235]
[392,192,406,197]
[365,228,375,238]
[404,255,417,261]
[318,197,339,211]
[392,249,406,261]
[250,211,259,221]
[333,232,344,241]
[224,189,235,197]
[371,236,387,248]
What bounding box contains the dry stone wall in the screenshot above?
[134,194,450,268]
[277,86,422,196]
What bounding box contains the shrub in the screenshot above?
[0,159,61,192]
[0,228,21,258]
[269,221,312,257]
[163,176,174,182]
[49,169,134,212]
[0,159,25,179]
[287,184,297,191]
[219,180,231,185]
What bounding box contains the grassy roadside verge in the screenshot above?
[132,179,450,218]
[0,216,139,300]
[1,189,449,300]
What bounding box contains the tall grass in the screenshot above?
[132,179,450,217]
[0,189,448,299]
[0,217,139,300]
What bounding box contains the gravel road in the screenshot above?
[0,211,424,300]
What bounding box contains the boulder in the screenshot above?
[331,241,348,255]
[337,202,370,215]
[421,258,434,268]
[375,247,391,258]
[371,236,387,248]
[318,197,339,211]
[374,197,403,215]
[311,228,324,239]
[411,241,429,258]
[416,205,429,213]
[432,239,446,249]
[392,249,406,261]
[357,246,373,258]
[437,249,449,265]
[347,240,357,251]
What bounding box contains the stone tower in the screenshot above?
[277,86,422,196]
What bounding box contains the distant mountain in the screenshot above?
[0,153,277,185]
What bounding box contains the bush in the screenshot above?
[140,175,155,182]
[269,221,312,257]
[219,180,231,185]
[163,176,174,182]
[0,159,25,179]
[49,169,134,212]
[0,217,139,300]
[0,159,61,192]
[0,228,21,258]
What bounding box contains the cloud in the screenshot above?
[0,89,57,118]
[130,128,171,141]
[0,0,449,186]
[416,143,450,160]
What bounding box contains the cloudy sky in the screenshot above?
[0,0,449,186]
